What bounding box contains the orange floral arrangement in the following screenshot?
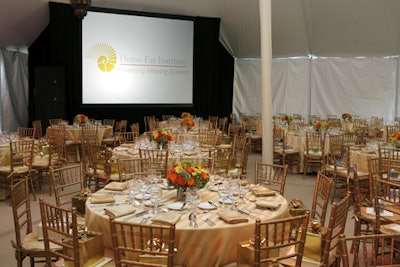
[181,112,192,119]
[151,129,173,145]
[342,113,352,122]
[167,161,210,189]
[281,115,293,124]
[315,120,329,131]
[74,114,88,124]
[180,117,195,130]
[390,132,400,148]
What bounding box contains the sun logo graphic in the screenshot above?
[86,43,117,72]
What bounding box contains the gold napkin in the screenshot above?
[255,200,281,209]
[104,181,128,191]
[104,205,136,218]
[91,194,115,204]
[218,210,248,224]
[251,186,276,197]
[151,212,182,225]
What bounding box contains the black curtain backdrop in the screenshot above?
[28,2,234,132]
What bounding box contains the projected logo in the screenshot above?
[86,43,117,72]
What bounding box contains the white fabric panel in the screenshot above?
[312,57,396,120]
[272,58,310,117]
[234,57,398,122]
[0,49,29,132]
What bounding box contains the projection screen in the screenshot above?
[82,10,194,105]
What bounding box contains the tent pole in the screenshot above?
[259,0,273,164]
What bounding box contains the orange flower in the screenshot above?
[176,176,186,186]
[166,161,210,190]
[187,177,195,186]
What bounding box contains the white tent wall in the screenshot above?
[233,56,400,123]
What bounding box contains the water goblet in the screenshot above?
[218,181,230,209]
[150,186,163,214]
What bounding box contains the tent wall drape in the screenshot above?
[234,56,399,122]
[0,49,29,132]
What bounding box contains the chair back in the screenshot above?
[17,127,36,139]
[211,146,232,176]
[50,164,84,208]
[255,161,288,195]
[310,171,333,226]
[32,120,43,139]
[115,131,136,146]
[49,118,63,126]
[9,139,35,175]
[130,122,140,137]
[139,149,169,177]
[373,178,400,232]
[117,158,150,182]
[115,119,128,132]
[109,216,176,267]
[321,193,351,267]
[253,212,310,267]
[10,179,32,254]
[339,233,400,267]
[39,198,80,267]
[103,119,115,128]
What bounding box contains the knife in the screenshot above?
[238,209,255,219]
[208,201,218,208]
[135,210,149,217]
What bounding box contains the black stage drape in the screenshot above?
[28,2,234,132]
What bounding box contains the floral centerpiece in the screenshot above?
[281,115,293,125]
[151,129,173,146]
[74,114,88,125]
[315,120,329,131]
[181,112,192,119]
[342,113,352,122]
[390,132,400,148]
[167,161,210,199]
[180,117,195,131]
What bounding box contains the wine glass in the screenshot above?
[150,186,163,214]
[218,181,230,209]
[187,188,201,211]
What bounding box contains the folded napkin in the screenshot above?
[251,186,276,197]
[104,181,128,191]
[218,210,248,224]
[151,211,182,225]
[104,205,136,218]
[255,200,281,209]
[91,194,115,204]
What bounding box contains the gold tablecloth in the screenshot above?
[50,125,113,145]
[0,143,10,166]
[349,149,378,172]
[85,186,289,267]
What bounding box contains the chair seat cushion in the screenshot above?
[22,232,61,251]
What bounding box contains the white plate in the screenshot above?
[218,197,233,204]
[208,185,218,192]
[135,193,151,200]
[198,202,217,210]
[143,200,165,207]
[167,202,187,210]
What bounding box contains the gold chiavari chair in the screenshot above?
[243,212,309,267]
[211,146,232,176]
[50,164,84,208]
[32,120,43,139]
[255,161,288,195]
[339,233,400,267]
[117,158,150,182]
[17,127,36,139]
[109,216,176,267]
[273,128,300,173]
[49,118,63,126]
[310,171,333,226]
[130,122,140,137]
[374,178,400,234]
[115,119,128,132]
[103,119,115,128]
[139,148,169,178]
[386,125,400,142]
[303,131,326,177]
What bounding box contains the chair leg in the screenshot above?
[27,173,37,201]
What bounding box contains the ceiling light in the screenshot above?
[70,0,91,19]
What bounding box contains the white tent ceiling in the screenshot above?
[2,0,400,58]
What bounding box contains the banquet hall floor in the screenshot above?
[0,151,356,266]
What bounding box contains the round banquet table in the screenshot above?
[112,143,216,168]
[50,125,113,145]
[85,183,289,267]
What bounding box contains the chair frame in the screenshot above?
[11,179,48,267]
[109,216,176,267]
[39,198,81,267]
[255,161,288,195]
[339,233,400,267]
[310,171,333,226]
[117,157,150,182]
[253,212,310,267]
[49,164,84,208]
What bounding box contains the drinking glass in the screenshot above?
[150,186,163,214]
[218,181,230,209]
